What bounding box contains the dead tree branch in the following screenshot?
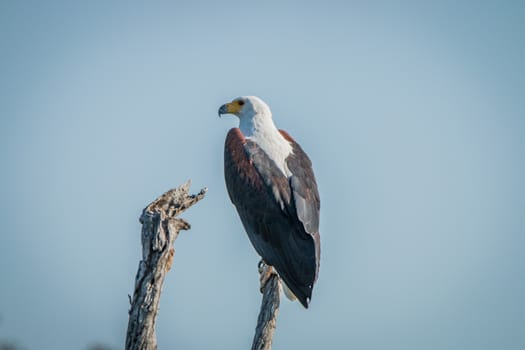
[126,181,207,350]
[252,261,281,350]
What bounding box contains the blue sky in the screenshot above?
[1,1,524,349]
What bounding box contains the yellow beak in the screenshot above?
[218,101,242,116]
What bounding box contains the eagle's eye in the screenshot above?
[238,100,245,106]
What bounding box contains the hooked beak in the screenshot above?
[218,104,228,118]
[218,101,243,118]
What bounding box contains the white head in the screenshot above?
[218,95,272,120]
[219,95,293,175]
[219,96,279,138]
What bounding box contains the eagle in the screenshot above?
[219,96,321,308]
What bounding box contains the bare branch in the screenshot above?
[125,181,207,350]
[252,261,281,350]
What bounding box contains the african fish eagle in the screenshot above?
[219,96,321,308]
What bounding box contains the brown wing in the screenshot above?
[224,128,320,308]
[279,130,321,280]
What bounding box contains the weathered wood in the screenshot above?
[252,261,281,350]
[126,181,207,350]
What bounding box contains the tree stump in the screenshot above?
[125,181,206,350]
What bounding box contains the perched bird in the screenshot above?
[219,96,321,308]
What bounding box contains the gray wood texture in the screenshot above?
[125,181,206,350]
[252,261,281,350]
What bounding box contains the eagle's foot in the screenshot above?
[258,260,276,293]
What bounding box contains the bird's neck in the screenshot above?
[239,112,293,176]
[239,112,275,137]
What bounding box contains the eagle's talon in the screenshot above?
[258,260,275,293]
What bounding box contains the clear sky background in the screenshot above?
[1,1,524,349]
